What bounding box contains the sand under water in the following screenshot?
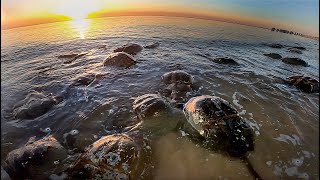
[1,16,319,179]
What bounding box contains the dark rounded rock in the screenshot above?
[161,70,193,85]
[103,52,136,68]
[212,57,238,65]
[3,136,68,179]
[133,94,169,119]
[287,75,319,93]
[68,134,152,179]
[144,42,160,49]
[281,57,308,66]
[264,53,282,59]
[113,43,143,55]
[182,95,254,157]
[13,91,60,119]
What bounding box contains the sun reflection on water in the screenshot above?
[69,19,90,39]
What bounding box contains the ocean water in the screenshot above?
[1,16,319,179]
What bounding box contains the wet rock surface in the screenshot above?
[12,91,61,119]
[281,57,308,66]
[133,94,170,119]
[264,53,282,59]
[68,133,152,179]
[3,136,68,179]
[287,75,319,93]
[103,52,137,68]
[182,95,254,157]
[113,43,143,55]
[144,42,160,49]
[211,57,238,65]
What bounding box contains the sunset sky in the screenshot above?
[1,0,319,37]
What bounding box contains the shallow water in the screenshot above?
[1,16,319,179]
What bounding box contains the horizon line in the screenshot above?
[1,12,319,38]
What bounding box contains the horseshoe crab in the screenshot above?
[3,136,68,179]
[103,52,136,68]
[161,70,193,85]
[113,43,143,55]
[68,133,152,179]
[160,70,198,107]
[133,94,170,119]
[287,75,319,93]
[12,91,61,119]
[281,57,308,67]
[181,95,254,157]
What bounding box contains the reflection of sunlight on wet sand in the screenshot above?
[69,19,90,39]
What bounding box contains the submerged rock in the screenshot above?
[211,57,238,65]
[287,75,319,93]
[68,134,152,179]
[161,70,193,85]
[144,42,160,49]
[103,52,136,68]
[267,43,284,49]
[113,43,143,55]
[57,53,79,59]
[58,52,88,64]
[290,46,306,50]
[281,57,308,67]
[133,94,170,119]
[12,91,61,119]
[182,95,254,157]
[288,48,303,54]
[72,75,95,86]
[3,136,68,179]
[264,53,282,59]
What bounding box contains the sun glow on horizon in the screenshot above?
[55,0,100,20]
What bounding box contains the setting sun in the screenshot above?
[55,0,100,20]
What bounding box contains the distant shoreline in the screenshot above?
[1,15,319,41]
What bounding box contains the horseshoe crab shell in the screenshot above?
[133,94,170,119]
[287,75,319,93]
[183,95,254,157]
[3,136,68,179]
[68,133,152,179]
[161,70,193,85]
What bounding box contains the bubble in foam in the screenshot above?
[292,157,304,167]
[266,161,272,166]
[70,129,79,135]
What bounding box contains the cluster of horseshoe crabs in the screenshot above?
[134,70,255,157]
[4,41,318,179]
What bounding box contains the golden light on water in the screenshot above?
[69,19,90,39]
